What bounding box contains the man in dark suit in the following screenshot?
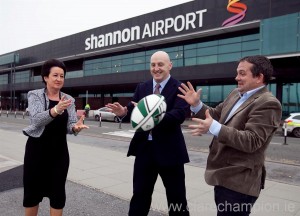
[178,55,282,216]
[106,51,190,216]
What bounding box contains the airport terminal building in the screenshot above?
[0,0,300,116]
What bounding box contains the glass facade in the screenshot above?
[84,33,260,77]
[197,85,236,107]
[81,25,300,115]
[261,12,300,55]
[81,16,300,116]
[195,83,279,109]
[185,34,260,66]
[1,13,299,117]
[0,70,32,84]
[14,70,30,84]
[81,31,262,106]
[33,75,42,82]
[0,74,8,85]
[84,51,147,76]
[66,70,84,79]
[282,83,300,116]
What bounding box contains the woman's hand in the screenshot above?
[72,115,89,134]
[56,95,72,113]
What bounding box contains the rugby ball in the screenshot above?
[131,94,167,132]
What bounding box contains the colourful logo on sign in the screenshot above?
[222,0,247,27]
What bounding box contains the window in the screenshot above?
[293,115,300,120]
[282,83,300,114]
[197,55,218,65]
[14,70,30,83]
[261,13,299,55]
[197,46,218,56]
[83,33,259,75]
[218,52,241,63]
[196,85,236,107]
[33,75,42,82]
[185,57,197,66]
[67,70,83,79]
[184,49,197,58]
[218,43,241,54]
[0,74,8,85]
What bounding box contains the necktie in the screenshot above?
[149,83,161,139]
[154,83,161,94]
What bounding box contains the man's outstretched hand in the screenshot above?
[178,81,202,107]
[106,102,128,117]
[188,110,213,136]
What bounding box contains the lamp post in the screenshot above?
[10,63,13,111]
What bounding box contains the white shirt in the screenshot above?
[152,75,170,94]
[149,75,171,140]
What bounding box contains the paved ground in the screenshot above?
[0,127,300,215]
[1,114,300,215]
[0,140,164,216]
[0,169,163,216]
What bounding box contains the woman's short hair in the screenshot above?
[41,59,67,84]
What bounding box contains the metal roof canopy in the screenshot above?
[0,53,19,66]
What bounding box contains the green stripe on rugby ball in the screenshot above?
[130,94,166,132]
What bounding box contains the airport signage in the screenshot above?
[85,9,207,51]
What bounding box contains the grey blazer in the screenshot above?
[23,88,78,137]
[194,87,282,197]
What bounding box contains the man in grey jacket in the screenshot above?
[178,55,282,215]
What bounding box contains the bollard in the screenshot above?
[99,113,102,127]
[283,122,288,145]
[7,110,8,117]
[23,112,25,119]
[118,117,122,129]
[0,109,1,117]
[15,110,17,118]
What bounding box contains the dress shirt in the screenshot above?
[152,75,170,94]
[148,75,171,140]
[190,85,266,137]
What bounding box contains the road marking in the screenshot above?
[270,142,283,145]
[103,130,135,138]
[0,154,22,170]
[103,129,190,138]
[0,160,21,169]
[86,124,110,129]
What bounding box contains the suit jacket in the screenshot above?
[23,88,78,137]
[194,87,282,197]
[127,77,190,166]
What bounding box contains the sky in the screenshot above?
[0,0,192,55]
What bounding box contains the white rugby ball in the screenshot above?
[131,94,167,132]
